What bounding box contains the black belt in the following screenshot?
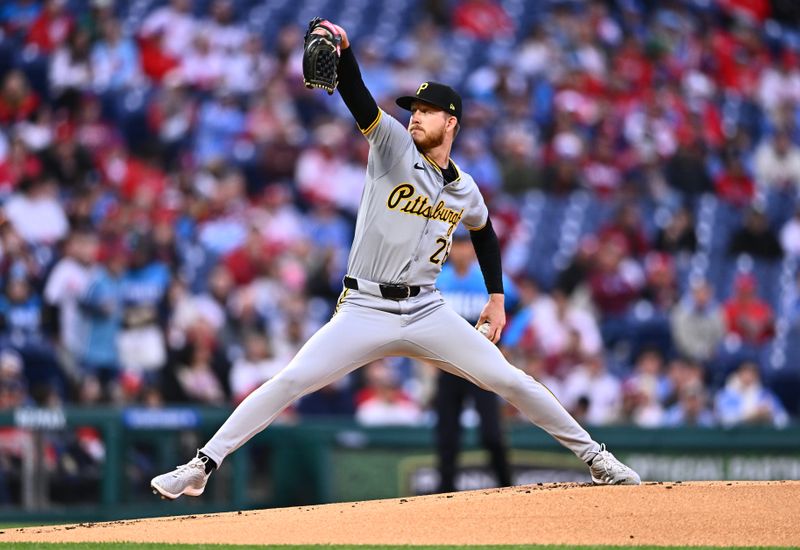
[343,276,421,300]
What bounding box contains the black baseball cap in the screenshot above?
[396,81,462,121]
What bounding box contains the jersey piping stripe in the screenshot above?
[421,153,442,174]
[422,153,461,182]
[360,110,383,136]
[449,158,463,182]
[467,217,488,231]
[333,288,349,316]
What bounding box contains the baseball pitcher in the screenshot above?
[151,19,640,500]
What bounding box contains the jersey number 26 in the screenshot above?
[429,237,452,265]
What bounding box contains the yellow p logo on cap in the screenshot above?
[416,82,429,95]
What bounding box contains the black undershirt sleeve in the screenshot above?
[337,47,380,131]
[469,217,504,295]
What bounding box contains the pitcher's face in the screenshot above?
[408,101,449,150]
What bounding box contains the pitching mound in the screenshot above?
[3,481,798,547]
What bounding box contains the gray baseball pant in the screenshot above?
[200,288,601,466]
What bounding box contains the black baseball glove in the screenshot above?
[302,17,342,95]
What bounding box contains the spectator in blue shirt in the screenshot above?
[193,89,246,167]
[91,18,141,92]
[715,361,789,428]
[0,274,64,398]
[0,275,43,345]
[77,243,127,400]
[117,234,171,384]
[0,0,41,38]
[663,383,716,428]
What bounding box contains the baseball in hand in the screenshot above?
[478,322,491,339]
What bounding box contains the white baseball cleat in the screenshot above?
[588,444,641,485]
[150,452,211,500]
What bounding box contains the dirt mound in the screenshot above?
[3,481,798,547]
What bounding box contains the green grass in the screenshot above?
[0,545,796,550]
[0,523,63,529]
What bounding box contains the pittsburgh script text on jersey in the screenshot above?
[387,183,464,236]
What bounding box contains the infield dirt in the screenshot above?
[2,481,798,547]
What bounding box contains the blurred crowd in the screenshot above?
[0,0,796,441]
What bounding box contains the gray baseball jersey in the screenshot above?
[348,110,488,286]
[199,108,602,473]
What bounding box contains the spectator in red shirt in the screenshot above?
[97,144,166,204]
[718,0,771,24]
[137,31,180,84]
[715,153,755,207]
[542,132,585,195]
[26,0,73,55]
[354,359,420,426]
[0,136,42,197]
[712,24,769,97]
[453,0,514,42]
[0,70,39,124]
[612,36,653,91]
[598,203,650,258]
[641,252,679,312]
[74,96,120,156]
[589,236,643,321]
[583,137,623,198]
[223,227,273,286]
[723,273,775,346]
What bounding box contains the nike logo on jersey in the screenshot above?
[414,162,424,170]
[386,183,464,236]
